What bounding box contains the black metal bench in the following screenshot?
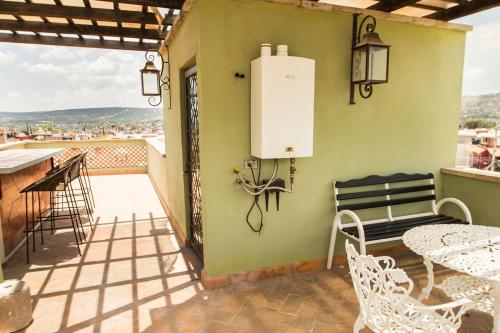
[326,173,472,269]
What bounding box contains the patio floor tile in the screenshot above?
[1,174,493,332]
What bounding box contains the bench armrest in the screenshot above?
[434,198,472,224]
[335,210,366,255]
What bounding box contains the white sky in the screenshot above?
[0,45,153,112]
[0,7,498,112]
[454,7,500,96]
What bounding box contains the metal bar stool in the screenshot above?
[20,165,83,264]
[49,153,94,229]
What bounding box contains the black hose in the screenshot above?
[245,162,264,234]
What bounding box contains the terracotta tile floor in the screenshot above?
[2,175,493,332]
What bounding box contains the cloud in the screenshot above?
[0,51,17,65]
[6,90,21,98]
[0,44,157,111]
[38,47,90,62]
[461,15,500,96]
[20,62,67,75]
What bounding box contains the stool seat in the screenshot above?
[0,280,32,333]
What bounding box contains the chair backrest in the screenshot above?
[334,173,436,217]
[30,164,72,192]
[345,241,414,329]
[68,155,84,181]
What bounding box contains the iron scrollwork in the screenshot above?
[144,48,171,108]
[356,15,376,100]
[349,14,388,104]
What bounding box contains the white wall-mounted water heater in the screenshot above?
[251,46,315,159]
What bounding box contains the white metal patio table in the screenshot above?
[403,224,500,333]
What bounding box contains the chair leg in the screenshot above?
[327,219,339,269]
[81,175,94,213]
[64,189,82,256]
[37,191,44,245]
[49,191,55,234]
[78,176,93,230]
[25,192,30,264]
[63,189,81,244]
[353,314,365,333]
[31,192,35,252]
[69,183,86,241]
[83,164,95,209]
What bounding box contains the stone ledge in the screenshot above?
[441,167,500,184]
[146,137,166,157]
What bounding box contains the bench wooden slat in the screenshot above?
[343,215,467,242]
[344,215,453,234]
[335,172,434,188]
[337,184,435,201]
[337,194,436,211]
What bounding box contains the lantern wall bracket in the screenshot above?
[144,47,171,108]
[349,14,378,105]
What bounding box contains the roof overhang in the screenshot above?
[0,0,489,51]
[0,0,186,51]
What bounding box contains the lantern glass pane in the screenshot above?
[352,48,367,83]
[142,72,160,95]
[368,46,388,82]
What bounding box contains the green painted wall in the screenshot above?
[165,0,467,277]
[163,4,201,237]
[442,174,500,226]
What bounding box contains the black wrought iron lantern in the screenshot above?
[140,49,171,107]
[350,15,390,104]
[140,60,161,96]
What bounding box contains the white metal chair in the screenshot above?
[345,240,473,333]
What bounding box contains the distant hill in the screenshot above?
[462,92,500,118]
[0,107,163,125]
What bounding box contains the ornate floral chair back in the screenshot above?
[345,240,473,333]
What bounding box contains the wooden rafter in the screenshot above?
[0,1,158,25]
[0,20,165,40]
[369,0,421,12]
[0,33,158,51]
[427,0,500,19]
[99,0,184,9]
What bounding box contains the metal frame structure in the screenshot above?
[184,66,204,262]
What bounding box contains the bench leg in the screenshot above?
[327,219,339,269]
[418,258,435,301]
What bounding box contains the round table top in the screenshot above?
[403,224,500,282]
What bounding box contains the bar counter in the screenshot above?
[0,148,63,262]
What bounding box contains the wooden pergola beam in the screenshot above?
[0,1,158,24]
[0,20,166,40]
[100,0,184,9]
[0,32,159,51]
[427,0,500,20]
[369,0,420,12]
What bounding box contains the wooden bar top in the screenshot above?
[0,148,64,174]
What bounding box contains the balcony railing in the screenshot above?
[2,139,149,174]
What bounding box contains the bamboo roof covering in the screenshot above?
[0,0,496,51]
